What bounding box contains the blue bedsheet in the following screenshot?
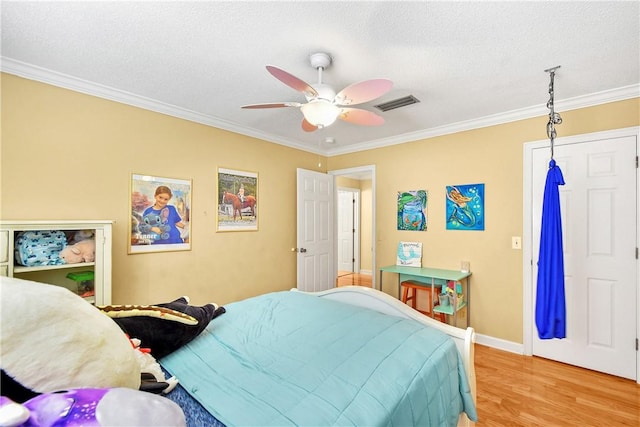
[161,291,477,426]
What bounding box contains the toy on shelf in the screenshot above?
[438,281,465,309]
[14,230,66,267]
[59,238,95,264]
[66,270,95,299]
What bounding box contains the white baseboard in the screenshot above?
[359,269,372,275]
[475,333,524,355]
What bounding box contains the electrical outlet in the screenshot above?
[512,236,522,250]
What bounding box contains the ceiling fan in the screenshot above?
[241,52,393,132]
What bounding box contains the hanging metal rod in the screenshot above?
[545,66,563,160]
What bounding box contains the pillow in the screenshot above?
[98,297,225,359]
[0,277,140,403]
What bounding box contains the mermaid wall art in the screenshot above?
[446,183,485,231]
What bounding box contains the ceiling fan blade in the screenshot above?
[334,79,393,106]
[302,118,318,132]
[338,108,385,126]
[241,102,302,109]
[266,66,318,98]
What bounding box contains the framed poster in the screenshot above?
[217,167,258,232]
[446,183,485,231]
[129,174,192,254]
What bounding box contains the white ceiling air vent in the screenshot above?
[373,95,420,112]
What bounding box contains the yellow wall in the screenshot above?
[328,98,639,342]
[1,74,326,306]
[2,73,638,343]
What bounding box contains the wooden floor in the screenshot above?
[335,276,640,426]
[475,344,640,426]
[336,271,372,287]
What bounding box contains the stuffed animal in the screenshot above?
[97,297,225,393]
[0,277,141,403]
[128,336,178,394]
[59,238,95,264]
[0,276,224,406]
[99,296,225,359]
[0,388,186,427]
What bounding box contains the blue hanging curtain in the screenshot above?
[535,159,566,339]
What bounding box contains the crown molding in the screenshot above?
[0,57,326,155]
[3,57,637,157]
[326,84,640,156]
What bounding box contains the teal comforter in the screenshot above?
[161,291,477,426]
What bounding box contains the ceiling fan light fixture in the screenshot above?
[301,100,340,127]
[243,52,393,132]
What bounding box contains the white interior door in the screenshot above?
[296,168,334,292]
[530,133,637,379]
[337,189,360,274]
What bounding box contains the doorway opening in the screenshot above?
[329,165,376,289]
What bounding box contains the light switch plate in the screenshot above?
[512,236,522,250]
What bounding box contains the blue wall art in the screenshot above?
[397,190,427,231]
[446,183,485,231]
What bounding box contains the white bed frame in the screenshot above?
[296,286,476,427]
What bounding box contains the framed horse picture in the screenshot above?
[217,167,258,232]
[129,173,192,254]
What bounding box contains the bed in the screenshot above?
[160,286,477,427]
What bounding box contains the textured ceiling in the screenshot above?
[1,1,639,156]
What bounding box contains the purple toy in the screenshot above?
[0,388,186,427]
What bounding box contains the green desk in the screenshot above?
[378,265,472,327]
